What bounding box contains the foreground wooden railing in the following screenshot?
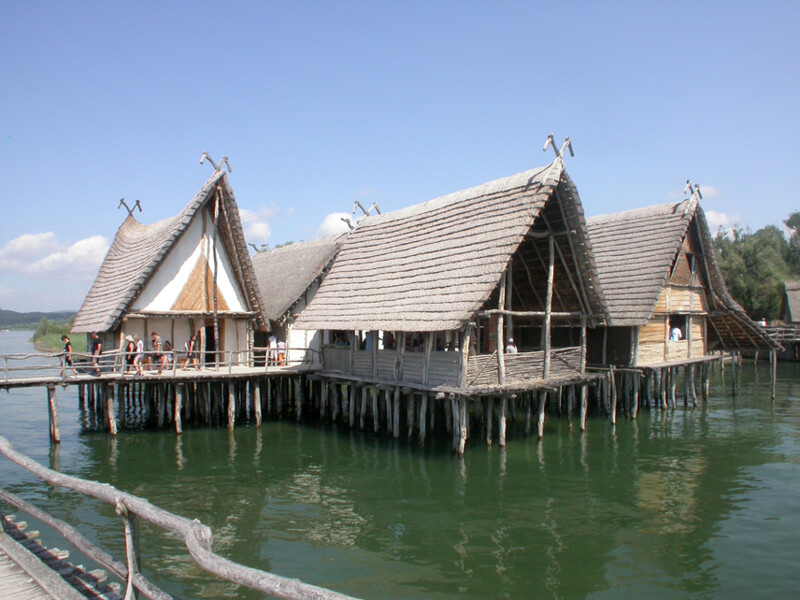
[0,436,358,600]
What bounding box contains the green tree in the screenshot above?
[714,224,792,320]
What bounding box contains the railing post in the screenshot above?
[115,500,140,600]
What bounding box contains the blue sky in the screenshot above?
[1,1,799,312]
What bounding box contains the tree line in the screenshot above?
[713,211,800,321]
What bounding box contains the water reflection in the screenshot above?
[1,336,800,599]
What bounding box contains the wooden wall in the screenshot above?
[636,314,705,366]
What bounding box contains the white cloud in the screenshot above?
[0,232,60,269]
[705,210,738,236]
[697,185,720,198]
[246,221,272,242]
[27,235,110,279]
[239,205,280,244]
[317,212,354,237]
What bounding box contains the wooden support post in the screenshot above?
[689,365,698,407]
[392,385,400,439]
[524,395,532,437]
[732,354,738,396]
[499,395,508,447]
[107,384,118,436]
[580,384,588,432]
[683,366,690,408]
[47,386,60,443]
[227,383,236,430]
[457,397,468,456]
[372,386,380,433]
[670,368,677,408]
[360,386,368,429]
[331,383,340,422]
[497,272,507,385]
[174,384,183,434]
[459,324,473,387]
[632,372,640,418]
[536,390,547,440]
[770,350,777,400]
[543,234,555,378]
[407,393,415,439]
[423,333,434,385]
[485,397,494,446]
[349,383,357,427]
[419,393,428,447]
[568,385,575,425]
[254,382,262,426]
[610,367,617,424]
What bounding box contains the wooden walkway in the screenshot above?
[0,362,319,390]
[0,532,86,600]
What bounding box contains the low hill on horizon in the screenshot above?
[0,309,77,330]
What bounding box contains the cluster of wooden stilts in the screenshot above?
[44,352,775,456]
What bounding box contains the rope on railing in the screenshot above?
[0,436,359,600]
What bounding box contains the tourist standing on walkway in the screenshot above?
[150,331,164,373]
[90,332,102,375]
[61,335,78,376]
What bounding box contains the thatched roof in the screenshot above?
[294,159,605,332]
[251,234,345,323]
[587,201,695,327]
[781,281,800,323]
[587,200,778,351]
[72,171,266,333]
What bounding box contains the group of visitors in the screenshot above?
[59,331,203,377]
[267,334,287,366]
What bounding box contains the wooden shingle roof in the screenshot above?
[587,201,694,327]
[294,159,605,332]
[251,234,345,324]
[72,171,266,333]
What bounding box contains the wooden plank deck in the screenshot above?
[0,532,86,600]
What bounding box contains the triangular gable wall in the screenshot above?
[132,209,245,313]
[171,254,230,311]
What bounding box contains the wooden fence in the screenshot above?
[0,435,358,600]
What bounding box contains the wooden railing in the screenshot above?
[0,346,321,385]
[0,435,358,600]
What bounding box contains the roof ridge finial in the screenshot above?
[543,134,574,162]
[682,179,702,218]
[200,152,232,173]
[117,198,142,217]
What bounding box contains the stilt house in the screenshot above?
[72,169,266,363]
[779,281,800,324]
[293,158,607,394]
[251,234,346,365]
[774,281,800,359]
[585,198,778,367]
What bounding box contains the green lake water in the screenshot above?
[1,330,799,599]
